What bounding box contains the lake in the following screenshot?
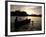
[11,16,42,31]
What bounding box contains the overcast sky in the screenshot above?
[10,5,42,15]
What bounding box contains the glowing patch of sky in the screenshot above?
[11,5,42,15]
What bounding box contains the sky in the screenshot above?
[10,5,42,15]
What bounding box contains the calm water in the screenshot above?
[27,16,42,27]
[11,16,42,31]
[11,16,41,26]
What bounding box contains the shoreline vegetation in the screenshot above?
[11,10,42,17]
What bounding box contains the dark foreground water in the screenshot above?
[11,16,42,32]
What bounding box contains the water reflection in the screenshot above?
[11,16,42,31]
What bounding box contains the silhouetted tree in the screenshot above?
[11,10,28,16]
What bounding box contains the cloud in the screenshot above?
[10,5,42,14]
